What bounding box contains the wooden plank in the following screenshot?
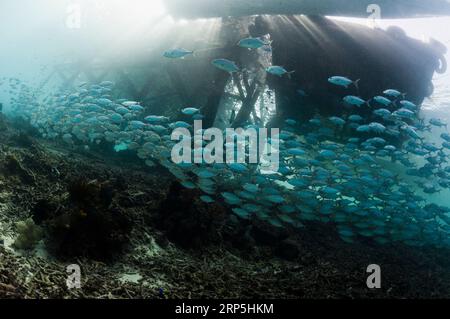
[165,0,450,19]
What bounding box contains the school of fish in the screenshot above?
[3,36,450,248]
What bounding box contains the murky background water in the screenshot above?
[1,1,450,247]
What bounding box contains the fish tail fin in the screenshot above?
[353,79,361,90]
[287,70,295,79]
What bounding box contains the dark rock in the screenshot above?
[251,220,290,245]
[153,182,228,249]
[275,239,301,261]
[32,198,58,225]
[43,178,132,261]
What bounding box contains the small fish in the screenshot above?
[423,143,441,152]
[228,163,248,173]
[348,115,363,122]
[328,76,360,89]
[356,125,370,133]
[319,150,337,159]
[243,184,259,193]
[163,48,194,59]
[343,95,366,107]
[115,106,130,115]
[443,142,450,150]
[110,113,123,123]
[182,107,200,115]
[393,108,415,119]
[372,96,392,107]
[200,195,215,203]
[285,118,297,126]
[401,125,422,140]
[266,66,295,78]
[373,108,391,118]
[287,148,306,156]
[192,114,204,120]
[440,132,450,142]
[329,116,346,126]
[266,195,285,204]
[429,118,447,128]
[130,105,144,112]
[169,121,191,129]
[145,115,169,124]
[297,89,308,97]
[399,100,417,111]
[122,101,139,107]
[237,37,270,49]
[212,59,239,73]
[130,120,146,130]
[100,82,114,90]
[383,89,404,98]
[384,145,396,151]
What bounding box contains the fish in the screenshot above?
[287,148,306,156]
[130,105,144,112]
[169,121,191,129]
[211,59,239,73]
[328,76,360,89]
[383,89,404,98]
[373,108,391,118]
[393,108,415,119]
[266,66,295,78]
[122,101,139,107]
[368,122,386,133]
[343,95,366,107]
[237,37,271,49]
[329,116,346,126]
[297,89,308,97]
[400,100,417,111]
[429,118,447,128]
[285,119,297,126]
[10,74,450,250]
[348,115,363,122]
[116,106,130,115]
[401,125,422,140]
[182,107,200,116]
[440,132,450,142]
[145,115,169,124]
[163,48,194,59]
[372,96,392,107]
[356,125,370,133]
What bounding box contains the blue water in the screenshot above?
[1,6,450,248]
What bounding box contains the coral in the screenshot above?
[3,154,35,184]
[13,218,44,250]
